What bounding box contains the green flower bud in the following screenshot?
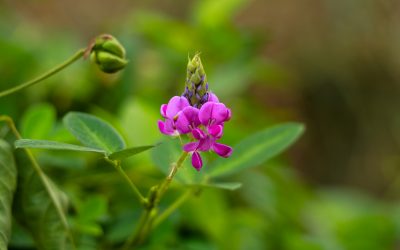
[183,54,209,107]
[88,34,128,73]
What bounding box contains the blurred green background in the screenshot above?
[1,0,400,249]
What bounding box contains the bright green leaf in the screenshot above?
[63,112,126,154]
[207,123,305,177]
[13,149,74,250]
[15,139,106,154]
[20,103,56,139]
[198,182,242,191]
[0,140,17,250]
[108,145,155,160]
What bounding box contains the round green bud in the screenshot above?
[88,34,128,73]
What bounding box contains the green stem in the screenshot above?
[0,49,85,98]
[122,151,189,249]
[153,188,192,228]
[106,158,147,206]
[156,151,189,203]
[0,116,76,250]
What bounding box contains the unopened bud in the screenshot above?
[183,54,209,107]
[88,34,128,73]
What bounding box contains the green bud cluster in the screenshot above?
[89,34,128,73]
[183,54,209,107]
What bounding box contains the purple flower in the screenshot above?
[158,92,233,171]
[181,102,233,171]
[158,96,189,136]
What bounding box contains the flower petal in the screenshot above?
[160,104,168,117]
[197,137,214,151]
[207,92,219,103]
[212,143,232,158]
[183,142,198,152]
[166,96,190,119]
[208,125,223,138]
[176,106,200,134]
[199,102,230,125]
[157,120,174,135]
[192,128,206,140]
[191,151,203,171]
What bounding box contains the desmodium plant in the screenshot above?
[0,36,304,249]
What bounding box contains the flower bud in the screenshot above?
[88,34,128,73]
[183,54,209,107]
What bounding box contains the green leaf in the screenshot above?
[0,140,17,250]
[13,149,74,250]
[63,112,126,154]
[108,145,155,160]
[20,103,56,139]
[151,138,204,185]
[15,139,106,154]
[207,123,305,177]
[198,182,242,191]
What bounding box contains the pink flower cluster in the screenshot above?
[158,93,232,171]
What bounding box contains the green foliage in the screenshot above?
[207,123,305,177]
[63,112,126,155]
[0,140,17,250]
[151,138,202,185]
[198,182,242,191]
[15,139,106,154]
[20,103,56,139]
[13,150,74,250]
[108,145,155,160]
[72,195,108,237]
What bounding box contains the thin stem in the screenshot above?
[0,116,76,249]
[0,49,85,98]
[156,151,189,203]
[106,158,147,206]
[122,151,189,249]
[153,188,192,228]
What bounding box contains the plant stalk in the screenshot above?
[0,49,85,98]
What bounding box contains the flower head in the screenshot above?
[158,54,232,171]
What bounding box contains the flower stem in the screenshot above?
[122,151,189,249]
[152,188,192,228]
[106,158,147,206]
[0,49,85,98]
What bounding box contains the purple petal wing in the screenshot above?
[176,106,200,134]
[199,102,230,125]
[183,142,198,152]
[199,102,213,125]
[197,137,214,151]
[160,104,168,117]
[166,96,190,119]
[158,120,174,135]
[191,151,203,171]
[208,125,223,138]
[207,92,219,103]
[192,128,206,140]
[212,143,233,158]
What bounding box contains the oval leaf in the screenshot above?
[206,123,305,177]
[108,145,155,160]
[0,140,17,250]
[198,182,242,191]
[15,139,106,154]
[13,149,74,250]
[63,112,126,154]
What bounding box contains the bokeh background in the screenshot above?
[2,0,400,249]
